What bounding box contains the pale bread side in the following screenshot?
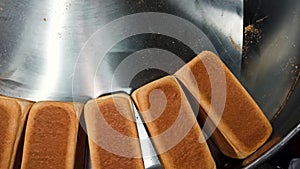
[0,96,33,169]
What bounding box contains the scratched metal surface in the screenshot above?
[0,1,242,168]
[0,0,298,168]
[0,0,242,102]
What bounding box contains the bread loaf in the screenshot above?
[175,51,272,159]
[131,76,216,169]
[84,93,144,169]
[21,101,83,169]
[0,96,33,169]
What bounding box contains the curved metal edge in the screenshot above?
[244,123,300,169]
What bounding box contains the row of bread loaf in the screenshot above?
[0,51,272,169]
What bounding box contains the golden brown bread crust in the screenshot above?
[21,101,83,169]
[175,51,272,159]
[131,76,216,169]
[0,96,33,169]
[84,93,144,169]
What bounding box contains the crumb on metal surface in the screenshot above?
[256,16,268,23]
[243,24,262,56]
[229,36,241,51]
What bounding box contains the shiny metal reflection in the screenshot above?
[4,0,299,168]
[0,0,243,102]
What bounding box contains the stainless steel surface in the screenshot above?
[0,1,242,168]
[0,0,242,102]
[1,0,299,168]
[239,0,300,168]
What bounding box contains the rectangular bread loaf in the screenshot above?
[175,51,272,159]
[131,76,216,169]
[84,93,144,169]
[21,101,83,169]
[0,96,33,169]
